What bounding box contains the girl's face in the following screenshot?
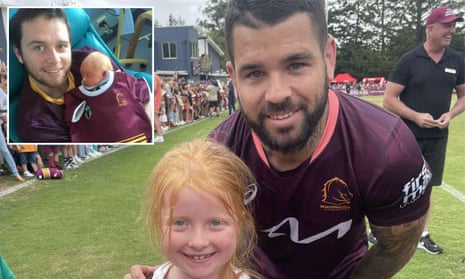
[161,187,238,279]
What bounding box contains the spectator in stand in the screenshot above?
[153,73,164,143]
[62,145,80,170]
[0,59,24,182]
[158,81,169,131]
[15,144,39,177]
[206,79,219,117]
[221,81,227,111]
[190,83,199,120]
[194,82,208,119]
[171,80,181,126]
[42,145,62,169]
[164,78,176,127]
[201,86,210,118]
[85,145,102,158]
[174,83,185,126]
[227,78,236,115]
[180,83,193,124]
[158,107,169,131]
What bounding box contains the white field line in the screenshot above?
[0,179,36,197]
[0,145,128,198]
[441,183,465,204]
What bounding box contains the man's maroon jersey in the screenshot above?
[16,78,71,142]
[210,90,431,279]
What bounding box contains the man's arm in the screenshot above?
[350,213,427,279]
[383,82,439,128]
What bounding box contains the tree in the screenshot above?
[198,0,229,70]
[198,0,465,78]
[167,13,186,26]
[328,0,464,79]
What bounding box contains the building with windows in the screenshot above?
[154,25,227,81]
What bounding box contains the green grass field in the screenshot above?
[1,95,464,278]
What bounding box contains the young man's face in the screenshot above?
[226,12,336,155]
[14,15,72,94]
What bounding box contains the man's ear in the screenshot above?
[325,37,337,82]
[13,46,24,64]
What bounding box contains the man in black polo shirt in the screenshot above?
[383,6,465,254]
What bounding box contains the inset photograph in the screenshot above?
[8,7,154,143]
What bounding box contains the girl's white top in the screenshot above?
[152,261,252,279]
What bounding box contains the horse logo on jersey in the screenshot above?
[116,92,128,107]
[321,177,353,211]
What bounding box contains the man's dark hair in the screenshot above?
[9,8,71,51]
[225,0,328,64]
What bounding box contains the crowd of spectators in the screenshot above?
[154,74,234,141]
[0,144,105,179]
[330,81,386,96]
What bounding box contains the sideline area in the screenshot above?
[0,145,126,198]
[0,115,211,198]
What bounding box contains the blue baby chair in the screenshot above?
[8,8,152,142]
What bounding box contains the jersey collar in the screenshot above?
[29,72,76,105]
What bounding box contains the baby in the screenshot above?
[64,51,152,143]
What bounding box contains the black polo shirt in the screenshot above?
[388,44,465,138]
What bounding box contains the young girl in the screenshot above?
[146,139,262,279]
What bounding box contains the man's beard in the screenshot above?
[23,62,70,93]
[241,81,328,155]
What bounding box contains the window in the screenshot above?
[162,42,177,59]
[190,42,199,58]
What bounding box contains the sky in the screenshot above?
[154,0,208,26]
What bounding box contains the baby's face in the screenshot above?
[81,63,104,87]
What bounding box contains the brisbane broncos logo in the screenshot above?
[116,93,128,107]
[320,177,353,211]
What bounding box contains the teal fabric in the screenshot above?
[0,254,15,279]
[8,8,152,142]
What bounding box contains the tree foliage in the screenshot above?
[328,0,464,79]
[196,0,464,79]
[167,13,186,26]
[198,0,229,68]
